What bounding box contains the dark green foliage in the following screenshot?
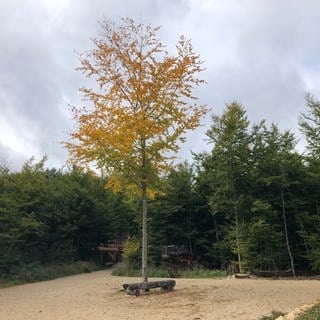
[299,94,320,160]
[2,95,320,281]
[196,102,252,272]
[1,261,100,286]
[193,97,320,274]
[148,161,214,267]
[0,158,133,279]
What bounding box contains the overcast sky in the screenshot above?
[1,0,320,170]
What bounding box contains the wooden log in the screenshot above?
[123,280,176,293]
[126,288,141,296]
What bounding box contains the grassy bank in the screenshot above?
[260,303,320,320]
[111,262,226,278]
[0,261,101,287]
[296,303,320,320]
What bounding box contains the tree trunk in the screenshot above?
[188,208,193,255]
[234,203,242,273]
[213,216,224,265]
[232,192,242,273]
[300,222,311,256]
[281,189,296,277]
[229,157,242,273]
[141,181,148,284]
[141,136,148,285]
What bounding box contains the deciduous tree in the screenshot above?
[64,18,207,284]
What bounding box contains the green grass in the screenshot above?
[111,262,226,278]
[295,303,320,320]
[260,303,320,320]
[0,261,101,287]
[178,268,226,278]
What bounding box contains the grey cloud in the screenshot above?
[0,0,320,169]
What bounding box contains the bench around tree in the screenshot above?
[123,280,176,296]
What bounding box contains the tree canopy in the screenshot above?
[65,18,207,189]
[2,96,320,281]
[64,17,207,283]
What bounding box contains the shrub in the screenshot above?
[122,237,141,269]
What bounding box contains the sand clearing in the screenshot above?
[0,270,319,320]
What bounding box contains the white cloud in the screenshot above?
[0,114,40,159]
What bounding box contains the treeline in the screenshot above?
[148,95,320,275]
[0,159,134,278]
[1,95,320,277]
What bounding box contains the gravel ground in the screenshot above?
[0,270,320,320]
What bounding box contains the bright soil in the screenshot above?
[0,270,319,320]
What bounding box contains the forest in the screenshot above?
[1,95,320,280]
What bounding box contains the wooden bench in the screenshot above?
[123,280,176,296]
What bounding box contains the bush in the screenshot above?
[121,237,141,270]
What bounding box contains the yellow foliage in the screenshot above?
[122,237,140,261]
[105,175,122,193]
[63,17,208,198]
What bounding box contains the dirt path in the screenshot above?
[0,270,319,320]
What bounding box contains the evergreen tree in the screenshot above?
[299,94,320,160]
[298,94,320,271]
[202,102,251,272]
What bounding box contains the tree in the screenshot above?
[299,94,320,271]
[299,94,320,160]
[148,161,212,266]
[203,102,251,272]
[0,158,133,277]
[250,122,299,275]
[64,18,207,284]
